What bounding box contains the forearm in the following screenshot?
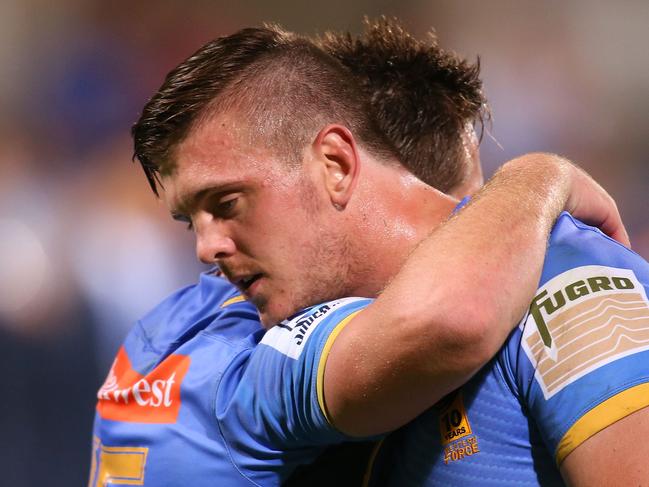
[375,153,571,368]
[399,151,627,362]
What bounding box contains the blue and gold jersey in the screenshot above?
[89,269,371,486]
[368,213,649,486]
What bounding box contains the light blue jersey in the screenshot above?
[89,269,371,486]
[367,213,649,486]
[91,212,649,486]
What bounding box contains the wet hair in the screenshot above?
[318,16,487,192]
[132,25,396,195]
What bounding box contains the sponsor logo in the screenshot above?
[262,297,365,359]
[277,304,332,345]
[522,265,649,399]
[437,391,481,464]
[96,347,190,423]
[438,391,473,445]
[443,436,480,465]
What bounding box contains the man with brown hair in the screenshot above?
[91,20,639,486]
[318,17,487,198]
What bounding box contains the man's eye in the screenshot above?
[217,197,238,216]
[172,213,193,231]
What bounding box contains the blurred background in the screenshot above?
[0,0,646,484]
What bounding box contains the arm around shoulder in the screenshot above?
[323,153,629,437]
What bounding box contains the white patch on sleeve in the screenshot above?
[521,265,649,399]
[261,297,366,359]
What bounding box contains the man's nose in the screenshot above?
[194,216,236,264]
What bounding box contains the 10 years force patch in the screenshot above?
[521,265,649,399]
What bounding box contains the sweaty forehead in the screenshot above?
[162,113,296,213]
[179,113,249,159]
[171,113,269,175]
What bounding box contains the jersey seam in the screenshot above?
[134,319,162,355]
[200,328,258,350]
[213,346,263,487]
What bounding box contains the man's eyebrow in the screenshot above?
[171,180,245,216]
[173,187,212,216]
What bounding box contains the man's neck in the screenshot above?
[345,165,459,298]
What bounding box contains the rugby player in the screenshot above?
[91,21,635,487]
[328,21,649,486]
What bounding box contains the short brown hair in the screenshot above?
[132,25,396,195]
[319,17,487,192]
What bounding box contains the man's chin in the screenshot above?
[256,302,298,330]
[255,304,281,330]
[258,313,277,330]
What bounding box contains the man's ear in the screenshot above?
[311,124,360,210]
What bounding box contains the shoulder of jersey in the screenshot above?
[547,212,647,273]
[260,297,372,360]
[549,212,600,243]
[551,212,631,252]
[520,211,649,400]
[131,270,259,354]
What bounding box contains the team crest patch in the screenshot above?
[437,391,481,464]
[522,265,649,399]
[261,297,365,359]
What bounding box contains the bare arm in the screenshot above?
[560,406,649,486]
[323,153,628,436]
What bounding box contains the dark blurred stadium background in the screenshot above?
[0,1,646,485]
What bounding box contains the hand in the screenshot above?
[498,153,630,248]
[563,161,631,247]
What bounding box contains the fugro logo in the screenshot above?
[522,266,649,398]
[529,273,635,357]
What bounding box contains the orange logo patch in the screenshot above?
[96,347,190,423]
[437,391,481,464]
[438,391,473,446]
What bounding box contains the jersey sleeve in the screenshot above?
[506,212,649,465]
[217,297,374,454]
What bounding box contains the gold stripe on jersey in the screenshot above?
[556,381,649,464]
[316,310,363,426]
[221,295,246,307]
